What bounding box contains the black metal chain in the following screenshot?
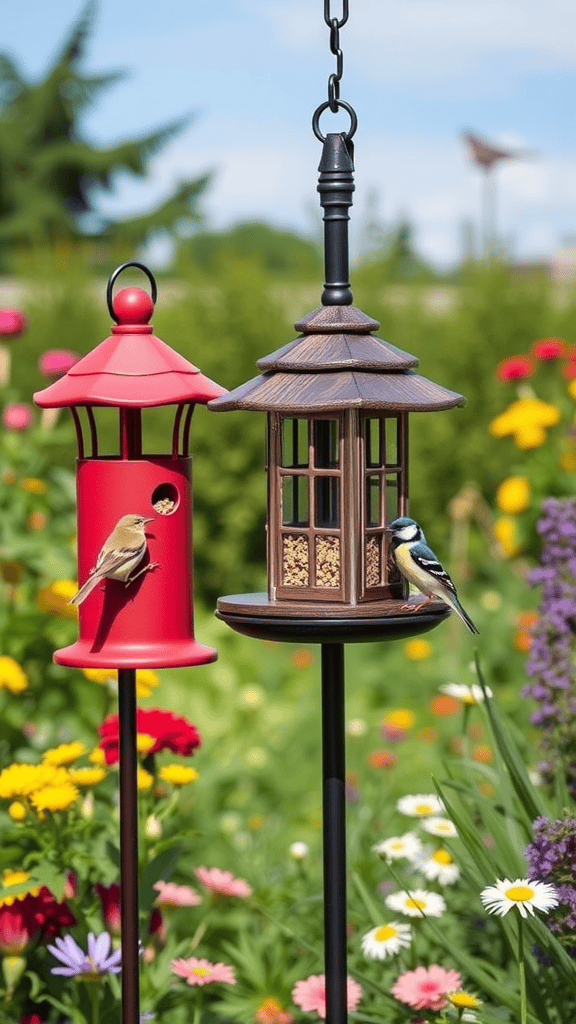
[313,0,356,142]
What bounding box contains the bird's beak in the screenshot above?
[143,517,156,524]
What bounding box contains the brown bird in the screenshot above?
[70,514,157,607]
[463,131,522,171]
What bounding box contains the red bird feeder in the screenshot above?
[34,262,225,669]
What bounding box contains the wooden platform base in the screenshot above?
[216,593,450,644]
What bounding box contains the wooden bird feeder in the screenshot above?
[210,135,465,643]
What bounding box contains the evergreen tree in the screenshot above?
[0,2,210,254]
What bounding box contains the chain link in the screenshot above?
[312,0,356,141]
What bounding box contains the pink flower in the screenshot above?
[391,965,462,1012]
[153,881,202,907]
[3,403,33,430]
[292,974,362,1019]
[171,956,236,987]
[194,866,252,898]
[38,350,79,379]
[0,308,27,338]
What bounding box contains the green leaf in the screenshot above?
[351,872,387,928]
[476,654,546,823]
[140,843,182,916]
[28,860,66,901]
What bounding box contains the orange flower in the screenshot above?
[368,750,398,770]
[514,610,538,652]
[478,782,495,798]
[255,998,294,1024]
[429,695,461,717]
[472,744,493,763]
[28,512,47,531]
[292,648,314,670]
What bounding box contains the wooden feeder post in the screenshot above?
[34,263,226,1024]
[210,131,465,1022]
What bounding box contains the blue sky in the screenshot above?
[2,0,575,266]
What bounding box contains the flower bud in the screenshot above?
[145,814,162,839]
[2,954,26,994]
[290,841,309,861]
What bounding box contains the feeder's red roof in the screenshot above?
[34,288,226,409]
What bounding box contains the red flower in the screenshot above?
[30,887,76,938]
[562,359,576,380]
[368,750,398,769]
[98,708,201,765]
[95,883,121,936]
[532,337,566,361]
[496,356,534,383]
[95,882,165,940]
[0,901,39,954]
[21,1016,44,1024]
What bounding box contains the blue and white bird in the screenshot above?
[388,517,479,634]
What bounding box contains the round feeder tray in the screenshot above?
[216,593,450,644]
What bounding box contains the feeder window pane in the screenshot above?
[282,475,309,526]
[385,417,399,467]
[283,534,309,587]
[314,419,339,467]
[365,534,382,588]
[385,474,399,525]
[315,477,339,528]
[365,418,383,467]
[366,475,381,527]
[282,418,308,468]
[315,535,341,588]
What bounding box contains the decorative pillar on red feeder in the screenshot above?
[34,263,225,669]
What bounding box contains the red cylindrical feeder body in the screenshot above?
[55,457,214,668]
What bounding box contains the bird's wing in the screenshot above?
[91,542,146,578]
[410,542,458,597]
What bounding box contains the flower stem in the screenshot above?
[87,980,100,1024]
[192,994,202,1024]
[517,912,527,1024]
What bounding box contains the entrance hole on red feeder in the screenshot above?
[151,482,180,516]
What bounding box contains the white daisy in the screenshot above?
[385,888,446,918]
[416,847,460,885]
[396,794,444,818]
[360,922,412,959]
[480,878,559,919]
[289,842,309,861]
[440,682,492,704]
[421,816,458,838]
[372,832,423,863]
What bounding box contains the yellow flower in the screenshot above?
[514,424,547,450]
[384,709,416,730]
[137,767,153,792]
[43,742,86,766]
[404,639,431,661]
[0,763,68,799]
[561,445,576,471]
[82,667,116,685]
[136,734,156,755]
[88,747,106,766]
[136,669,160,699]
[158,765,199,787]
[37,580,78,619]
[568,380,576,401]
[0,869,40,906]
[494,515,521,557]
[0,657,28,694]
[67,767,107,786]
[21,478,46,494]
[489,397,560,449]
[8,801,26,821]
[30,783,79,813]
[496,476,531,514]
[446,991,482,1010]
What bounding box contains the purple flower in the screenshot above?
[48,931,122,976]
[524,498,576,792]
[526,817,576,956]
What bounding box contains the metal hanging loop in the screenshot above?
[107,262,158,323]
[312,100,358,143]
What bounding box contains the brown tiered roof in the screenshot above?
[209,305,464,413]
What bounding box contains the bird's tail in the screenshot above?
[69,572,103,607]
[445,593,479,635]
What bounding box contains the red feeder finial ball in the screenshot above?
[113,287,154,326]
